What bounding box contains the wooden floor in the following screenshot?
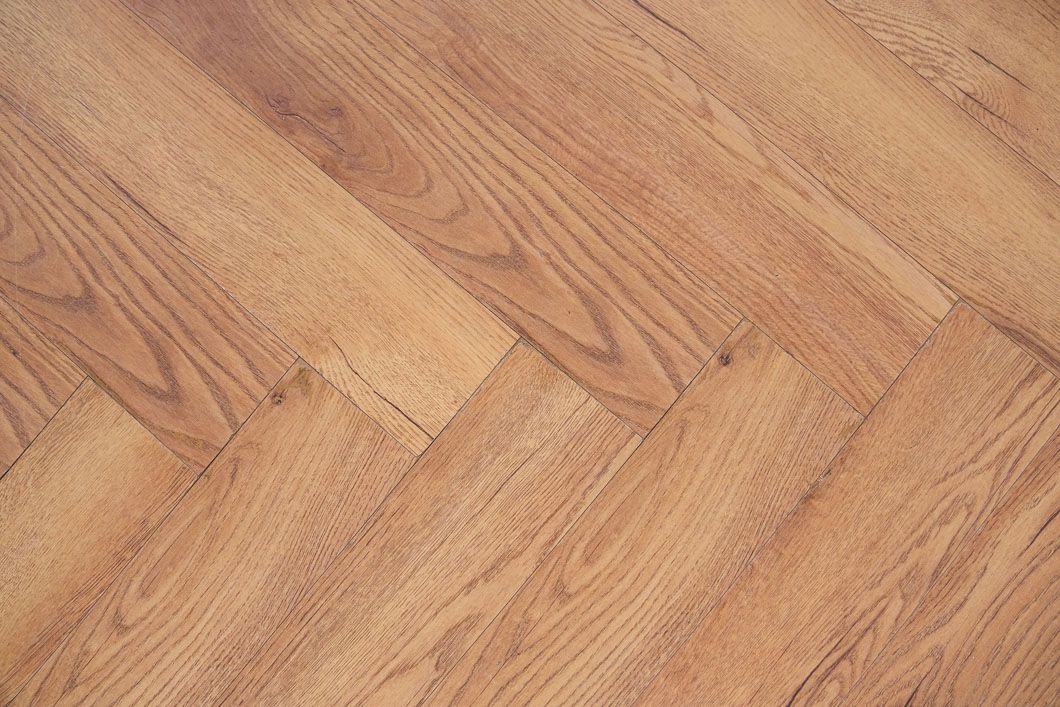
[1,0,1057,704]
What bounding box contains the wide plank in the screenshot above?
[0,297,81,474]
[0,0,516,452]
[223,343,639,704]
[0,381,196,699]
[843,427,1060,705]
[364,0,954,414]
[431,322,860,704]
[828,0,1060,184]
[606,0,1060,377]
[642,304,1060,704]
[0,100,294,468]
[14,361,414,705]
[127,0,739,435]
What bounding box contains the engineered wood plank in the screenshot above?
[841,427,1060,705]
[641,304,1060,705]
[430,322,860,705]
[0,381,196,700]
[0,0,516,453]
[0,99,294,468]
[221,343,639,705]
[828,0,1060,184]
[364,0,954,414]
[605,0,1060,377]
[0,297,81,474]
[14,361,415,706]
[126,0,740,435]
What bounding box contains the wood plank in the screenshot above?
[126,0,740,435]
[605,0,1060,377]
[0,0,516,453]
[0,381,196,699]
[0,297,81,473]
[363,0,954,414]
[0,100,294,468]
[221,343,639,704]
[641,304,1060,704]
[430,322,860,704]
[843,427,1060,705]
[828,0,1060,184]
[13,361,414,705]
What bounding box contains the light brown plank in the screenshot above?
[222,343,639,704]
[829,0,1060,184]
[0,0,516,453]
[605,0,1060,377]
[843,427,1060,705]
[0,297,81,473]
[0,99,294,468]
[127,0,739,435]
[14,361,414,705]
[364,0,954,414]
[431,322,860,704]
[642,304,1060,704]
[0,381,196,699]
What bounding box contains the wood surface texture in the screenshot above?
[128,0,739,435]
[0,297,81,474]
[1,0,1056,703]
[604,0,1060,380]
[0,381,195,700]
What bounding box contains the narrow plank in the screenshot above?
[642,304,1060,704]
[0,297,81,473]
[0,381,196,699]
[0,0,516,452]
[829,0,1060,184]
[127,0,740,435]
[431,322,860,705]
[0,99,294,468]
[222,343,639,704]
[606,0,1060,376]
[364,0,954,414]
[843,427,1060,705]
[14,361,414,705]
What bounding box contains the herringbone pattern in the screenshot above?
[1,1,1057,704]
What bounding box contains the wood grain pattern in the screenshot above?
[606,0,1060,378]
[0,297,81,474]
[365,0,954,414]
[0,0,516,452]
[127,0,739,435]
[222,343,639,704]
[0,381,195,700]
[0,99,294,468]
[842,427,1060,706]
[828,0,1060,184]
[430,322,860,705]
[642,304,1060,705]
[14,361,414,705]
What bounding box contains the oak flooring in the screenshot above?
[1,0,1057,703]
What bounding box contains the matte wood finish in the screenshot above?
[1,0,1057,702]
[605,0,1060,378]
[0,297,81,474]
[643,305,1060,705]
[431,323,860,705]
[225,344,639,704]
[364,0,954,414]
[0,0,516,452]
[0,100,294,468]
[0,382,195,700]
[128,0,739,435]
[13,362,414,705]
[829,0,1060,183]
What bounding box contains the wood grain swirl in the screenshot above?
[0,99,294,467]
